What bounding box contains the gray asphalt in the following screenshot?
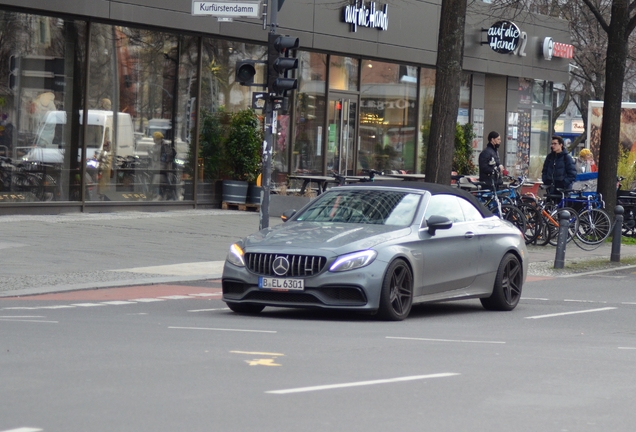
[1,209,635,297]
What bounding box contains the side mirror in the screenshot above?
[426,215,452,235]
[281,209,296,222]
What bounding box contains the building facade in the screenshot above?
[0,0,571,214]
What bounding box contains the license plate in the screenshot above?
[258,277,304,291]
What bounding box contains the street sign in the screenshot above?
[192,1,261,18]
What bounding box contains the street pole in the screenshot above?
[259,0,278,230]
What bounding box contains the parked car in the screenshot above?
[222,181,528,320]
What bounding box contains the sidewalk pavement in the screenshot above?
[1,209,635,297]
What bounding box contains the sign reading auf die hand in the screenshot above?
[487,20,521,54]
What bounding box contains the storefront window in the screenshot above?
[290,51,326,177]
[83,26,198,202]
[0,12,86,203]
[197,38,266,186]
[458,73,471,125]
[418,67,435,173]
[530,108,551,179]
[329,56,358,91]
[359,60,417,173]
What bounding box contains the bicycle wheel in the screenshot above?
[517,203,543,244]
[498,204,527,236]
[547,206,579,246]
[576,208,611,245]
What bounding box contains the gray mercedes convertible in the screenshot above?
[222,181,527,320]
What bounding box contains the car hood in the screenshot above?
[244,221,411,253]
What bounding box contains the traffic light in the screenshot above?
[267,33,299,96]
[235,60,257,86]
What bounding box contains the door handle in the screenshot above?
[464,232,475,238]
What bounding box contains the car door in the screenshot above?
[417,194,480,294]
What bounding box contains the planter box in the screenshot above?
[268,194,313,217]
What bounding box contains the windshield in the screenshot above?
[295,189,421,225]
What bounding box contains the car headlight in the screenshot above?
[226,243,245,267]
[329,250,377,272]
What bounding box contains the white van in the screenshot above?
[23,110,135,163]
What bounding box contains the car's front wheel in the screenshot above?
[377,259,413,321]
[480,253,523,311]
[226,302,265,314]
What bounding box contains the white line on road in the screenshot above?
[0,316,44,318]
[619,347,636,350]
[522,297,549,301]
[0,318,58,323]
[266,373,461,394]
[169,326,276,333]
[564,299,607,303]
[525,307,617,319]
[622,302,636,305]
[1,428,44,432]
[101,301,137,305]
[189,293,221,297]
[38,305,76,309]
[387,336,505,344]
[159,295,194,300]
[130,298,165,302]
[70,303,105,307]
[187,308,230,312]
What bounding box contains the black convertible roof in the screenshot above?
[343,181,493,217]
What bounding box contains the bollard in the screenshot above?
[554,210,570,269]
[611,205,624,262]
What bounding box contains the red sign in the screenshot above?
[553,42,574,59]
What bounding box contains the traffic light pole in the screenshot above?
[259,0,279,230]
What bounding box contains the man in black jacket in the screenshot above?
[478,131,505,188]
[542,135,577,193]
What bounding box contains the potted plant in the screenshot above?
[222,108,263,204]
[196,109,231,205]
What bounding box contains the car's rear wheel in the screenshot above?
[226,302,265,314]
[480,253,523,311]
[377,259,413,321]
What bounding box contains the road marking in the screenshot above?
[0,316,45,318]
[387,336,505,344]
[159,295,194,300]
[70,303,105,307]
[130,298,166,302]
[247,358,282,366]
[525,307,617,319]
[522,297,549,301]
[564,299,607,303]
[0,318,58,323]
[618,347,636,350]
[231,351,285,356]
[187,308,230,312]
[1,428,44,432]
[39,305,76,309]
[622,302,636,305]
[189,293,221,297]
[266,373,460,394]
[101,301,137,305]
[169,326,276,333]
[2,307,38,310]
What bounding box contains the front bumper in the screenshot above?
[222,260,387,311]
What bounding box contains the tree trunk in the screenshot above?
[598,0,630,217]
[425,0,467,185]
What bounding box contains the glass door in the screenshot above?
[327,95,358,176]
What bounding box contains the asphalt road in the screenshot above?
[2,269,636,432]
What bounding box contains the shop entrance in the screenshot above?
[327,95,358,176]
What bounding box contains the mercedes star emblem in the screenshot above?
[272,256,290,276]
